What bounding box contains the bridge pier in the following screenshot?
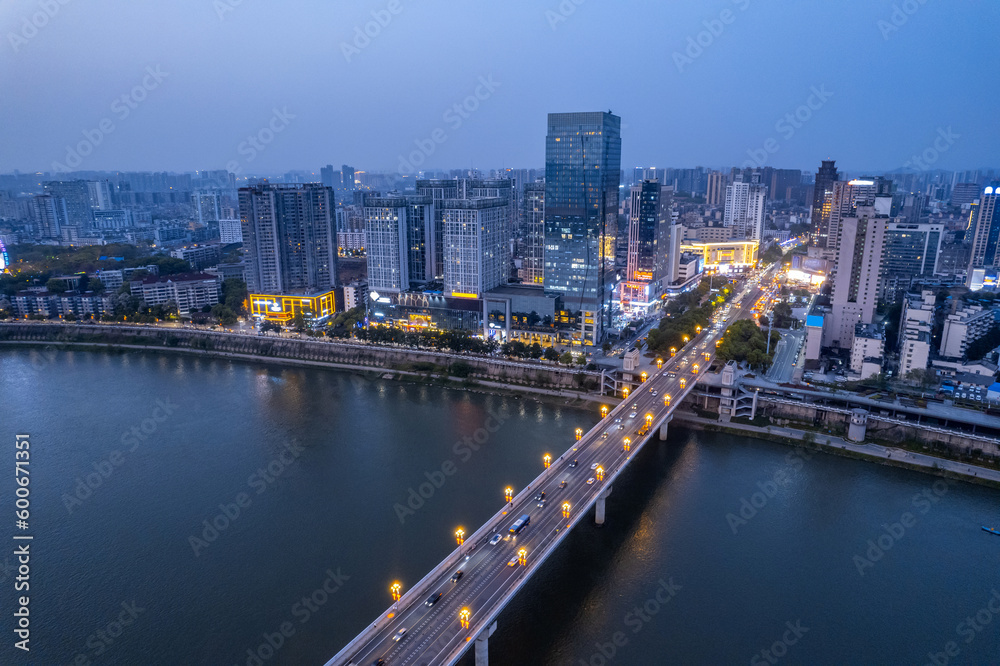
[595,486,613,525]
[475,620,497,666]
[659,414,673,441]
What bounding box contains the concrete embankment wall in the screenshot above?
[0,323,602,392]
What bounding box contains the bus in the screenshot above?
[509,514,530,535]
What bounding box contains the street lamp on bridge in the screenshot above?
[543,453,552,468]
[623,437,631,452]
[518,548,527,565]
[596,466,604,481]
[504,487,513,503]
[455,528,465,546]
[601,405,609,418]
[622,386,630,399]
[656,358,663,369]
[575,427,582,441]
[562,502,570,518]
[460,608,471,629]
[640,371,647,383]
[390,581,402,607]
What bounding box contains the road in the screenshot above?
[766,329,804,383]
[333,275,769,666]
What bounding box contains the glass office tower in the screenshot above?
[543,111,621,344]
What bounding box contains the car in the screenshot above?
[372,659,385,666]
[652,390,658,397]
[489,534,502,545]
[632,403,638,410]
[590,462,599,470]
[586,477,595,485]
[451,570,463,583]
[614,417,622,424]
[508,557,519,567]
[537,499,546,508]
[425,592,442,607]
[559,480,567,489]
[569,459,578,468]
[393,628,407,642]
[601,431,609,439]
[534,492,546,501]
[629,411,637,418]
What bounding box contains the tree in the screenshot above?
[559,351,574,366]
[965,325,1000,361]
[46,277,68,294]
[716,319,779,371]
[772,301,795,329]
[602,341,612,353]
[289,312,307,332]
[543,347,560,362]
[222,278,248,315]
[260,320,281,334]
[528,342,543,359]
[574,354,587,366]
[905,367,937,389]
[211,304,238,326]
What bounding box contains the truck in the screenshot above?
[509,514,530,535]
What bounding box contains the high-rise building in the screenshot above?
[320,165,336,189]
[824,199,892,349]
[621,181,674,311]
[966,183,1000,289]
[706,170,726,206]
[442,197,510,298]
[898,291,935,378]
[31,195,66,239]
[879,222,943,302]
[723,171,767,240]
[239,183,337,294]
[219,218,243,244]
[520,181,545,285]
[811,160,839,247]
[43,181,92,228]
[826,177,894,253]
[341,165,356,190]
[543,111,622,343]
[769,169,802,202]
[363,193,435,294]
[193,192,221,224]
[87,180,113,210]
[952,182,981,208]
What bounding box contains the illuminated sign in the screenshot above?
[0,238,7,273]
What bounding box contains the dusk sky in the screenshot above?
[2,0,996,175]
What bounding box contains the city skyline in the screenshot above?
[2,1,998,174]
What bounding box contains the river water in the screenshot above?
[1,349,998,665]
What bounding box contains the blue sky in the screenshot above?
[1,0,995,175]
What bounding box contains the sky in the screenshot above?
[1,0,996,176]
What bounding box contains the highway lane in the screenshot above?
[338,277,767,666]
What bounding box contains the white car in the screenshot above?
[394,628,407,642]
[489,534,502,545]
[590,462,600,470]
[586,477,596,485]
[629,412,637,419]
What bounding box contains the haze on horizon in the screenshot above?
[1,0,996,175]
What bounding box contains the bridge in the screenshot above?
[329,277,769,666]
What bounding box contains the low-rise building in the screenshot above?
[136,273,220,316]
[940,303,996,359]
[171,243,222,271]
[850,323,883,378]
[248,289,339,324]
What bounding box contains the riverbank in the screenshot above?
[0,338,615,412]
[673,411,1000,490]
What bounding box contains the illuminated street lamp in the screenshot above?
[575,427,583,441]
[562,502,571,518]
[670,347,677,357]
[390,582,402,605]
[455,527,465,545]
[601,405,609,418]
[543,453,552,468]
[504,487,513,503]
[460,608,471,629]
[696,325,702,333]
[518,548,527,565]
[623,437,631,452]
[664,394,672,407]
[622,386,630,399]
[596,466,604,481]
[682,335,689,343]
[640,371,647,383]
[645,413,653,426]
[656,358,663,369]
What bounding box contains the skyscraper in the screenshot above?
[239,183,337,294]
[363,193,435,294]
[723,171,767,240]
[824,198,892,349]
[442,197,510,298]
[320,165,336,189]
[706,170,726,206]
[811,160,839,248]
[966,183,1000,289]
[879,222,944,301]
[43,180,92,228]
[341,165,356,190]
[827,177,893,252]
[621,180,673,311]
[520,181,545,285]
[543,111,622,344]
